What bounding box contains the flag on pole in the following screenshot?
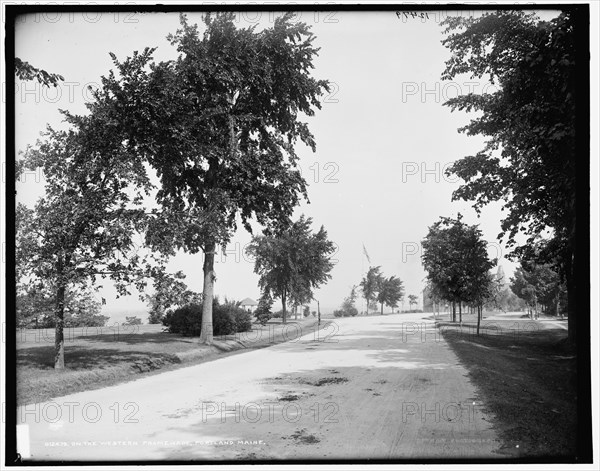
[362,243,371,264]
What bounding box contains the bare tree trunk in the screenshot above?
[54,282,66,369]
[565,249,576,343]
[381,302,384,316]
[556,295,561,318]
[459,302,462,324]
[476,304,481,336]
[452,302,456,322]
[317,300,321,326]
[282,289,287,324]
[200,241,216,344]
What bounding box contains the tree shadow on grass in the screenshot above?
[17,345,181,371]
[76,331,198,345]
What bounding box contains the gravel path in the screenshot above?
[17,312,500,461]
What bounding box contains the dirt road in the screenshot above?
[17,313,501,461]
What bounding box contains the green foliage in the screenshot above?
[303,306,310,318]
[421,215,496,307]
[246,215,335,323]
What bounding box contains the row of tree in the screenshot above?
[510,258,567,319]
[440,10,581,343]
[421,215,496,334]
[359,267,405,315]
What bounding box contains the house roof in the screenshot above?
[240,297,258,306]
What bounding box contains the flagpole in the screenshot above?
[361,245,365,315]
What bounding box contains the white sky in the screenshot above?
[10,5,593,322]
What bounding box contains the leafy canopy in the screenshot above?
[441,11,576,264]
[92,12,330,253]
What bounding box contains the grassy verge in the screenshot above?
[440,320,576,458]
[17,317,324,405]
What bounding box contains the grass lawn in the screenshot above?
[17,318,322,405]
[441,318,576,458]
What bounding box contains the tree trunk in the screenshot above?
[459,302,462,324]
[452,302,456,322]
[282,289,287,324]
[200,241,216,344]
[317,300,321,326]
[381,302,384,316]
[476,305,481,336]
[565,249,576,343]
[555,294,561,318]
[54,282,66,369]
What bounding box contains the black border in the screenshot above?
[4,2,593,466]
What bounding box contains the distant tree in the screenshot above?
[441,10,581,342]
[360,266,382,315]
[343,285,358,312]
[334,285,359,317]
[96,13,330,343]
[123,316,142,326]
[425,280,446,318]
[246,216,335,323]
[377,276,404,315]
[408,294,419,311]
[16,284,108,328]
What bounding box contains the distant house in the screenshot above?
[240,297,258,313]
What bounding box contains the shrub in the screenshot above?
[163,303,202,336]
[163,299,253,337]
[333,306,358,317]
[233,309,253,332]
[254,295,273,326]
[212,306,236,336]
[272,310,283,319]
[303,306,310,317]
